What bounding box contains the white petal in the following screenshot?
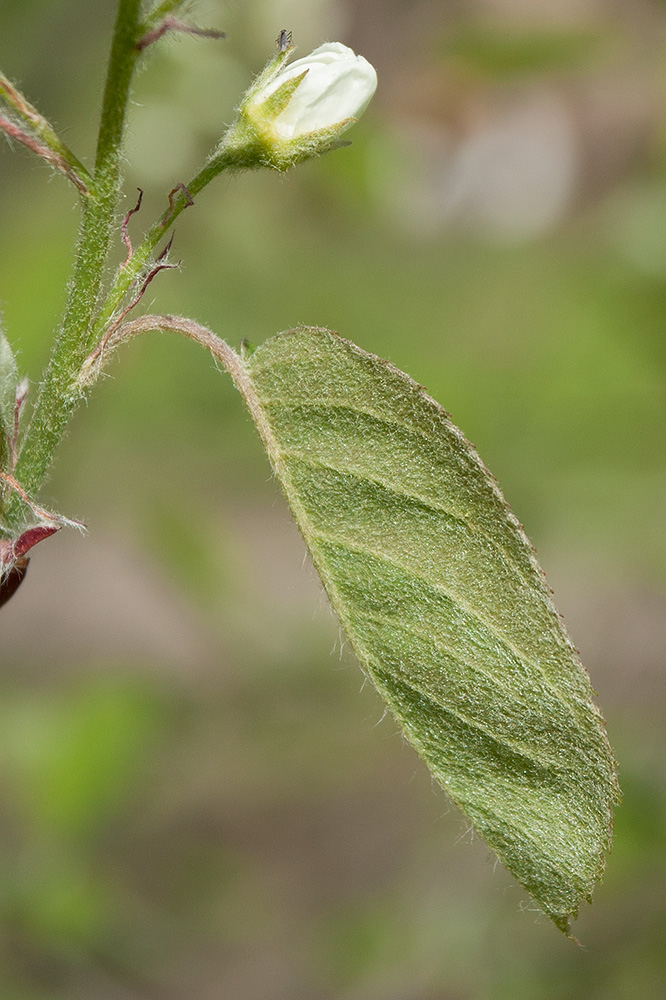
[256,42,377,140]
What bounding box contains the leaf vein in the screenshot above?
[311,530,585,710]
[353,605,588,760]
[365,654,560,781]
[280,446,532,587]
[257,394,442,447]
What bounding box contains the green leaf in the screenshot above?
[0,325,17,431]
[0,324,18,468]
[235,326,619,934]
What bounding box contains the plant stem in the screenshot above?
[87,143,253,350]
[6,6,253,528]
[9,0,142,523]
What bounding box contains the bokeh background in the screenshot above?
[1,1,665,997]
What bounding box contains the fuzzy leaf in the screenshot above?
[0,325,17,436]
[0,326,18,469]
[235,326,619,933]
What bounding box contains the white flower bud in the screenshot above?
[250,42,377,141]
[220,40,377,171]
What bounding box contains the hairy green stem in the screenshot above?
[6,10,259,528]
[8,0,142,524]
[88,141,257,349]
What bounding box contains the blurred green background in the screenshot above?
[1,1,665,997]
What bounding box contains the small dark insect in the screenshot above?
[277,29,292,53]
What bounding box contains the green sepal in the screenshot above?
[254,71,307,119]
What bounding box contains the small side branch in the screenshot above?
[86,183,194,352]
[78,313,276,468]
[0,115,92,196]
[136,17,225,51]
[0,70,94,196]
[165,182,194,224]
[90,237,179,366]
[121,188,144,265]
[82,313,240,384]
